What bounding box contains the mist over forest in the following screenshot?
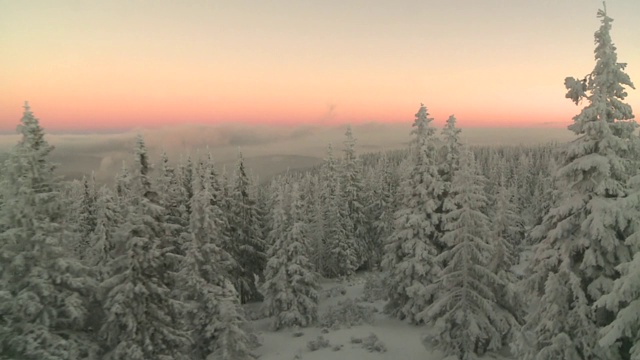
[0,124,574,184]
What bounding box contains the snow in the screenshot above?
[250,275,512,360]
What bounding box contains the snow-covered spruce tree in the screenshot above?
[180,161,255,360]
[229,152,267,303]
[201,152,236,276]
[489,178,525,332]
[177,155,195,217]
[436,115,462,254]
[0,186,4,236]
[0,102,99,359]
[265,182,290,252]
[314,148,335,277]
[518,6,638,360]
[99,135,191,360]
[424,149,517,359]
[219,167,238,259]
[87,186,123,281]
[595,13,640,360]
[365,153,396,270]
[438,115,462,185]
[188,155,231,262]
[491,176,523,265]
[529,157,559,229]
[598,218,640,359]
[212,283,258,360]
[114,161,132,208]
[306,174,327,274]
[188,160,236,285]
[262,183,320,330]
[513,152,535,224]
[256,180,274,250]
[157,151,189,247]
[74,174,98,260]
[341,126,369,269]
[321,144,357,278]
[156,151,192,298]
[382,104,442,323]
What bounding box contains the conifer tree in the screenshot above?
[489,179,525,333]
[531,157,559,228]
[262,184,320,330]
[321,144,357,278]
[180,161,254,360]
[75,175,98,260]
[306,174,327,274]
[439,115,462,185]
[99,136,191,360]
[265,182,289,250]
[424,149,517,359]
[203,152,235,266]
[593,9,640,360]
[491,178,522,271]
[88,186,123,281]
[513,153,534,220]
[178,155,195,217]
[256,180,273,249]
[114,161,132,209]
[382,104,442,323]
[437,115,462,254]
[365,154,396,269]
[341,126,368,268]
[519,6,638,359]
[0,184,4,236]
[218,168,238,263]
[157,151,189,243]
[211,284,258,360]
[0,102,99,359]
[156,151,191,296]
[229,152,267,303]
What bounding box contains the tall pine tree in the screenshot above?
[229,152,267,303]
[424,149,517,359]
[382,104,442,323]
[0,102,99,359]
[180,160,255,360]
[99,136,191,360]
[519,6,638,359]
[341,126,368,269]
[262,184,320,330]
[321,144,357,278]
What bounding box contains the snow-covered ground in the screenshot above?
[247,274,513,360]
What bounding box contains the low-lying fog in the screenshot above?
[0,123,574,184]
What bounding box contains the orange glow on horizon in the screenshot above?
[0,99,578,133]
[2,1,639,133]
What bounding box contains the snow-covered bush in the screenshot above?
[307,336,330,351]
[324,284,347,298]
[351,333,387,352]
[361,273,387,302]
[362,333,387,353]
[320,299,375,329]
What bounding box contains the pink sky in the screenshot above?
[2,0,639,132]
